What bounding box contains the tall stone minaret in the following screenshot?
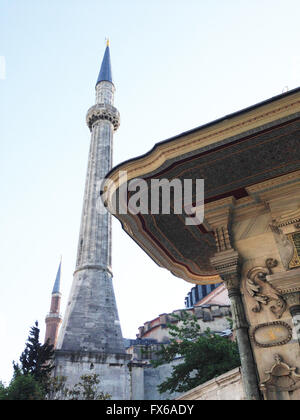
[54,42,130,400]
[57,41,124,354]
[45,259,62,347]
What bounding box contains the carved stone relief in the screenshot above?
[260,354,300,400]
[270,207,300,270]
[284,292,300,308]
[286,232,300,269]
[270,224,295,270]
[246,259,287,319]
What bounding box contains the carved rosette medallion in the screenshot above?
[246,259,287,319]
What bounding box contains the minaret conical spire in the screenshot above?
[52,257,61,294]
[96,40,113,85]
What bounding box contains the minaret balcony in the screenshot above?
[86,103,120,131]
[45,313,63,321]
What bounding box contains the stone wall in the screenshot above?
[54,350,132,400]
[130,358,184,400]
[131,362,244,400]
[175,367,244,400]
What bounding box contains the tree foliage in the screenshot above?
[0,321,54,400]
[0,381,8,400]
[0,322,111,400]
[3,374,44,400]
[13,321,55,387]
[152,311,240,394]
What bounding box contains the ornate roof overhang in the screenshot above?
[104,88,300,285]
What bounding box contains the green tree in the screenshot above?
[152,311,240,394]
[0,381,8,400]
[1,323,111,400]
[13,321,54,391]
[1,321,56,399]
[4,374,44,400]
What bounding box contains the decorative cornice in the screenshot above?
[266,267,300,295]
[210,250,240,280]
[105,92,300,199]
[272,208,300,228]
[55,349,131,360]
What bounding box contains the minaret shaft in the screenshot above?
[57,47,123,354]
[76,119,113,270]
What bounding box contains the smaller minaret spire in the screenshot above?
[52,257,61,294]
[45,260,63,347]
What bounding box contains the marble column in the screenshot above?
[211,249,261,400]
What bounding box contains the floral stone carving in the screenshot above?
[246,259,286,319]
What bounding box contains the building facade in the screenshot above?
[105,87,300,400]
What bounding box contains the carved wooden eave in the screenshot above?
[104,87,300,285]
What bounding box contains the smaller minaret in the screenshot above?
[45,259,62,347]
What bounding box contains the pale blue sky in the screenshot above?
[1,0,300,384]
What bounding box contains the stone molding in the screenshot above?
[175,367,244,400]
[272,208,300,228]
[266,267,300,295]
[106,92,300,192]
[45,313,63,320]
[55,349,131,362]
[74,264,113,277]
[210,249,240,288]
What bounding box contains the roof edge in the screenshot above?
[106,86,300,179]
